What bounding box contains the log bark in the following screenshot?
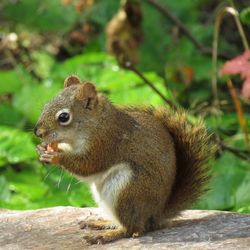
[0,207,250,249]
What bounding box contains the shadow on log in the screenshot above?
[0,207,250,249]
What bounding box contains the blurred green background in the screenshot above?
[0,0,250,212]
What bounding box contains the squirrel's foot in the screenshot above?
[36,144,60,164]
[79,219,117,230]
[82,228,126,245]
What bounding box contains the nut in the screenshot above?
[46,142,58,152]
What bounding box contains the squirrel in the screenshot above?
[35,75,215,245]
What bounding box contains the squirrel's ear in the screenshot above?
[77,81,97,110]
[64,75,81,88]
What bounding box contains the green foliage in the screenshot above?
[0,70,23,94]
[0,164,94,209]
[196,152,250,211]
[2,0,77,32]
[13,81,60,124]
[51,53,170,105]
[0,0,249,214]
[0,103,24,127]
[240,7,250,25]
[0,126,36,167]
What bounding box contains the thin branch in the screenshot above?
[124,62,177,109]
[211,7,221,105]
[145,0,229,59]
[218,140,250,163]
[214,135,250,163]
[227,79,249,148]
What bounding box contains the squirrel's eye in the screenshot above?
[59,112,70,122]
[56,109,72,126]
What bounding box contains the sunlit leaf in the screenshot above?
[240,7,250,25]
[0,70,22,94]
[13,82,60,123]
[196,152,249,210]
[0,176,11,202]
[0,126,36,166]
[0,104,24,128]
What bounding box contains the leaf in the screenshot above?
[31,51,55,79]
[236,206,250,213]
[108,72,169,106]
[68,184,94,207]
[205,113,238,137]
[2,0,77,32]
[0,103,24,127]
[51,53,171,105]
[220,50,250,99]
[0,70,22,94]
[240,7,250,25]
[6,168,48,201]
[0,126,36,166]
[196,152,249,210]
[0,176,11,202]
[39,166,94,208]
[235,171,250,209]
[13,82,60,123]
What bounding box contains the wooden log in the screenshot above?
[0,207,250,249]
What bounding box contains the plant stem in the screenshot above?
[125,62,177,109]
[212,6,249,104]
[218,139,250,163]
[145,0,229,59]
[227,79,250,149]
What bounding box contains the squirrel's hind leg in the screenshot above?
[79,219,117,230]
[83,228,127,244]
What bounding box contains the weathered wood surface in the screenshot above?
[0,206,250,250]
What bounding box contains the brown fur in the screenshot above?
[153,108,216,218]
[35,77,215,244]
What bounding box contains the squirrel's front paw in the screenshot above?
[39,150,60,164]
[36,143,60,164]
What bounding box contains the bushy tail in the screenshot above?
[153,108,216,218]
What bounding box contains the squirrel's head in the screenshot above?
[34,75,109,154]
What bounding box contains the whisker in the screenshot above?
[66,174,74,193]
[26,131,36,135]
[57,169,65,188]
[26,129,35,133]
[43,167,56,181]
[24,126,35,131]
[74,179,82,185]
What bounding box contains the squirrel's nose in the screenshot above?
[34,126,46,138]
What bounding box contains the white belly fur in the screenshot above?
[79,163,133,225]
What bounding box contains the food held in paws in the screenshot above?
[46,142,58,152]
